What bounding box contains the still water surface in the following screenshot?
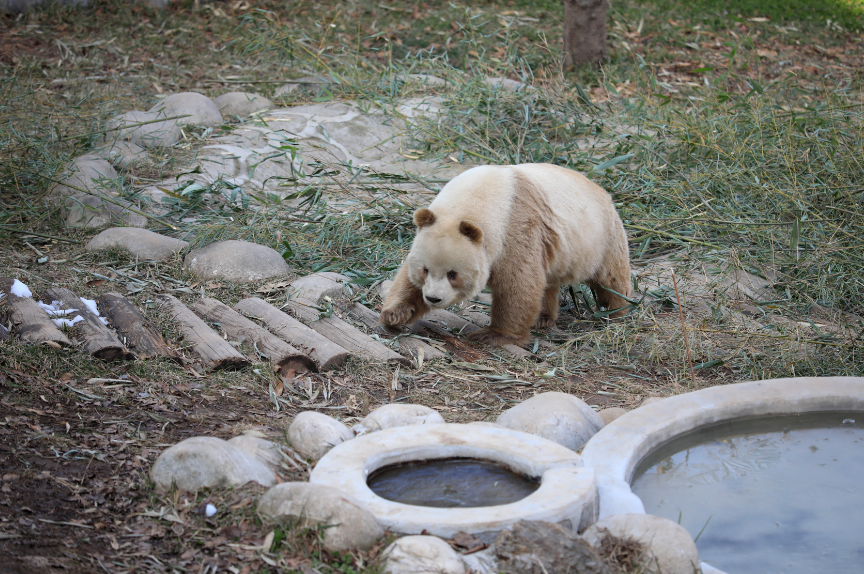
[631,412,864,574]
[368,458,539,508]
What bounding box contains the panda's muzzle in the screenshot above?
[424,295,442,305]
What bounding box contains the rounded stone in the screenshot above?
[213,92,274,117]
[53,156,119,197]
[274,76,332,98]
[227,435,286,468]
[63,193,148,229]
[105,110,181,148]
[598,407,627,425]
[184,240,291,283]
[150,436,277,492]
[288,411,354,460]
[86,227,188,261]
[484,77,532,92]
[289,272,348,303]
[92,140,149,168]
[382,535,467,574]
[148,92,223,127]
[582,514,700,574]
[257,482,383,551]
[495,392,604,451]
[353,403,445,435]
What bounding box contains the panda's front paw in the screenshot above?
[380,304,415,326]
[467,327,524,347]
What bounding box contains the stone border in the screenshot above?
[583,376,864,519]
[309,423,598,538]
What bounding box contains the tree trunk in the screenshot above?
[563,0,608,69]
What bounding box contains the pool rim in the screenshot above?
[309,422,599,538]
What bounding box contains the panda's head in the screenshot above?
[405,208,487,309]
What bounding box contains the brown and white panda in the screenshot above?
[379,163,631,346]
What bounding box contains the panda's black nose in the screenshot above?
[425,295,441,304]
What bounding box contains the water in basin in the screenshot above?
[368,458,539,508]
[631,411,864,574]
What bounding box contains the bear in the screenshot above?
[379,163,631,346]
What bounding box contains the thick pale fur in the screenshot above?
[380,164,631,346]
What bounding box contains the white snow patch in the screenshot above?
[37,300,79,316]
[10,279,32,298]
[205,504,217,517]
[80,297,109,325]
[53,316,84,328]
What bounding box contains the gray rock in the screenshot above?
[383,535,467,574]
[257,482,383,551]
[598,407,627,425]
[53,156,119,197]
[86,227,187,261]
[92,140,149,168]
[288,411,354,460]
[63,193,148,229]
[106,110,181,148]
[105,110,180,148]
[213,92,274,117]
[289,272,348,303]
[353,404,445,435]
[404,74,448,88]
[493,520,612,574]
[227,435,287,468]
[184,240,291,283]
[495,392,604,451]
[148,92,223,127]
[582,514,700,574]
[274,76,333,98]
[150,436,277,492]
[484,77,533,92]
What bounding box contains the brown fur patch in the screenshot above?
[458,220,483,244]
[413,208,436,228]
[512,171,561,269]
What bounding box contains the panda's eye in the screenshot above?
[447,271,457,281]
[423,267,428,276]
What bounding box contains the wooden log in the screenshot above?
[155,294,249,371]
[341,302,446,362]
[423,309,534,359]
[44,287,132,361]
[97,292,179,361]
[191,298,316,375]
[457,309,491,327]
[234,298,349,371]
[283,297,411,366]
[0,278,72,347]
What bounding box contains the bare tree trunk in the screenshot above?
[563,0,608,69]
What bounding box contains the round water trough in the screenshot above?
[310,423,598,538]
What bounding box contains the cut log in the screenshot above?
[191,298,316,375]
[423,309,534,359]
[1,278,72,347]
[97,292,179,361]
[456,309,491,327]
[234,298,349,371]
[341,302,446,362]
[44,287,132,361]
[155,294,249,371]
[283,297,411,366]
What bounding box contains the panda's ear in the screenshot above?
[413,208,436,228]
[459,221,483,244]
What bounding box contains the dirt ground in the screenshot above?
[1,0,862,573]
